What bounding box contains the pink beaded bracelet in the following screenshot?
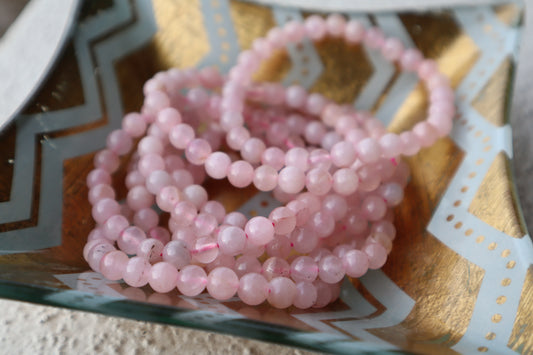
[84,13,453,310]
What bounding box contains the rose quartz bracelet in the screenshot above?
[84,14,453,309]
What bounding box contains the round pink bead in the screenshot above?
[285,85,307,109]
[205,152,231,180]
[278,166,305,194]
[100,250,129,281]
[220,111,244,132]
[401,48,423,71]
[361,195,387,221]
[241,138,266,164]
[289,225,319,254]
[193,213,217,237]
[310,211,335,238]
[125,170,145,189]
[379,133,403,159]
[313,280,333,308]
[88,184,115,205]
[253,165,278,192]
[182,184,208,209]
[94,149,120,173]
[261,147,285,171]
[223,211,247,229]
[201,201,226,224]
[267,277,296,309]
[286,200,310,227]
[106,129,133,156]
[103,214,129,241]
[357,138,381,163]
[304,121,327,145]
[177,265,207,296]
[133,208,159,232]
[148,226,171,245]
[285,147,309,172]
[87,243,116,272]
[318,255,345,284]
[192,236,219,264]
[149,262,178,293]
[87,168,111,189]
[269,207,296,235]
[156,186,180,212]
[322,194,348,221]
[171,169,194,190]
[306,168,333,196]
[266,235,291,259]
[138,153,165,178]
[138,136,164,156]
[308,149,332,170]
[92,198,120,224]
[238,273,269,306]
[226,126,250,150]
[381,37,404,61]
[293,282,318,309]
[217,226,247,256]
[326,14,346,37]
[185,138,212,165]
[345,19,365,43]
[127,185,154,211]
[290,256,318,283]
[245,216,275,246]
[162,240,191,269]
[169,123,195,150]
[123,256,150,287]
[364,243,388,269]
[262,257,290,281]
[207,267,239,300]
[122,112,147,138]
[228,160,254,188]
[146,170,172,195]
[304,15,327,41]
[234,255,262,278]
[118,226,147,254]
[332,168,359,196]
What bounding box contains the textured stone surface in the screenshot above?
[0,299,315,354]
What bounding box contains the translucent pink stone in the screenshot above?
[201,201,226,224]
[253,165,278,192]
[87,243,116,272]
[148,226,171,244]
[146,170,172,195]
[322,194,348,221]
[136,238,164,263]
[381,37,404,61]
[379,182,404,206]
[306,168,333,196]
[227,160,254,188]
[122,112,147,138]
[234,255,262,278]
[171,169,194,190]
[370,232,393,253]
[169,123,195,150]
[345,19,365,43]
[149,262,178,293]
[269,207,296,235]
[344,211,368,235]
[304,121,326,145]
[117,226,146,255]
[267,277,296,309]
[177,265,207,296]
[123,256,150,287]
[266,235,291,259]
[106,129,133,156]
[313,280,332,308]
[84,237,109,261]
[283,21,305,43]
[294,282,318,309]
[326,14,346,37]
[318,255,345,284]
[285,147,309,172]
[310,211,335,238]
[205,152,231,180]
[304,15,327,40]
[88,184,115,205]
[182,184,208,209]
[289,225,318,254]
[261,147,285,171]
[86,168,111,189]
[156,186,180,212]
[361,195,387,221]
[309,247,333,263]
[371,220,396,240]
[379,133,403,159]
[305,93,327,115]
[223,211,247,228]
[262,257,290,281]
[92,198,121,224]
[266,122,289,146]
[207,267,239,300]
[193,213,217,237]
[413,121,438,148]
[125,170,145,189]
[138,153,165,178]
[144,90,170,113]
[192,236,219,264]
[242,239,266,258]
[238,273,269,306]
[162,240,191,269]
[364,27,385,49]
[290,256,318,283]
[172,227,196,250]
[308,149,332,171]
[278,166,305,194]
[357,164,381,192]
[297,192,321,215]
[332,168,359,196]
[357,138,381,163]
[241,138,266,164]
[322,103,343,127]
[138,136,164,156]
[226,126,250,150]
[103,215,129,241]
[185,138,212,165]
[100,250,129,281]
[220,111,244,132]
[133,208,159,232]
[217,226,246,256]
[127,185,154,211]
[94,149,120,173]
[165,154,185,172]
[364,243,388,269]
[286,200,310,227]
[400,48,423,71]
[245,216,275,246]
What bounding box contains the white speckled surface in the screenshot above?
[1,2,532,355]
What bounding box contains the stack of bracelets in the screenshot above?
[84,14,454,309]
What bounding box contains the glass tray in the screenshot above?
[0,1,532,354]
